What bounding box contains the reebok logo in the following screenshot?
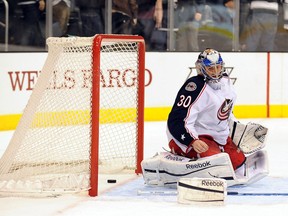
[165,154,186,162]
[185,161,211,169]
[202,180,224,187]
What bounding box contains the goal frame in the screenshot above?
[89,34,145,196]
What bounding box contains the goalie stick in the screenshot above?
[230,121,247,148]
[137,190,288,197]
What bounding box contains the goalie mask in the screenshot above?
[195,48,225,82]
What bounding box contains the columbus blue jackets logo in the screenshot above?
[217,99,233,121]
[185,82,197,91]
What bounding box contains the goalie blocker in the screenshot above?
[141,151,268,187]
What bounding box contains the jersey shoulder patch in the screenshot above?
[184,75,205,93]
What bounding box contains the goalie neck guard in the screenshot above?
[195,48,225,82]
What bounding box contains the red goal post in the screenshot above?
[90,35,145,196]
[0,34,145,197]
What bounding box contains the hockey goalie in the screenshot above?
[141,48,269,187]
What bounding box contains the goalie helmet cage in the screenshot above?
[0,34,145,197]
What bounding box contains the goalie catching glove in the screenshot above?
[229,121,268,154]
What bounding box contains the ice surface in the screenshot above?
[0,119,288,216]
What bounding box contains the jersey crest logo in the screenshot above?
[217,99,233,121]
[185,82,197,91]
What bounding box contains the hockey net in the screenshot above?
[0,34,145,196]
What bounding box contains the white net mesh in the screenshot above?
[0,35,143,196]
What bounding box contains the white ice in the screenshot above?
[0,118,288,216]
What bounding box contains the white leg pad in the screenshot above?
[177,177,227,205]
[234,150,269,185]
[141,151,269,187]
[141,152,237,187]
